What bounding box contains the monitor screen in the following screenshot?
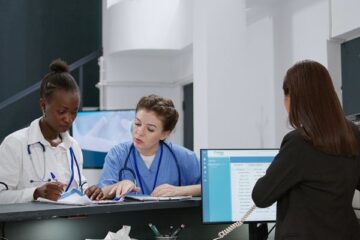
[72,110,135,168]
[201,149,278,223]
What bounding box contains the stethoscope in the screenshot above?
[27,141,84,193]
[119,141,181,194]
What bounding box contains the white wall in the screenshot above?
[272,0,331,143]
[100,0,194,145]
[194,0,278,157]
[193,0,332,153]
[104,0,193,54]
[331,0,360,41]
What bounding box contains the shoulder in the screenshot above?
[164,141,197,159]
[278,129,311,162]
[281,129,307,148]
[1,127,28,146]
[277,129,312,169]
[67,135,79,147]
[107,141,132,157]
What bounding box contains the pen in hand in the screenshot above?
[50,172,58,182]
[50,172,66,190]
[112,196,122,201]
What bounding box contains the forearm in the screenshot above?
[178,184,201,196]
[0,187,37,204]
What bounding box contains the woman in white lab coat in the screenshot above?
[0,59,103,204]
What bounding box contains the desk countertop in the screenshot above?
[0,197,201,222]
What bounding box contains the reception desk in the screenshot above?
[0,198,248,240]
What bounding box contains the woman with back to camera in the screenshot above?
[252,60,360,239]
[0,59,103,203]
[98,94,201,199]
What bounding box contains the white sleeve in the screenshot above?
[0,135,37,203]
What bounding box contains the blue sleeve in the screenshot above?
[98,143,131,188]
[175,145,200,185]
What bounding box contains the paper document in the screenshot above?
[125,194,192,201]
[35,189,123,205]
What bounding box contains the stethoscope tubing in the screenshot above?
[27,142,83,192]
[119,141,181,193]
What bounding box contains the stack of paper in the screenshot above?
[125,194,192,201]
[35,189,123,205]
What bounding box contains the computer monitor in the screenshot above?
[72,110,135,168]
[201,149,278,223]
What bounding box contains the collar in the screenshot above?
[27,117,72,148]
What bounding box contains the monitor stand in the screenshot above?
[249,223,268,240]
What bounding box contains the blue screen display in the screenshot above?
[201,149,278,223]
[72,110,135,168]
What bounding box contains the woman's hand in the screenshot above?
[33,182,67,201]
[85,185,104,200]
[152,184,201,197]
[102,180,140,199]
[151,184,180,197]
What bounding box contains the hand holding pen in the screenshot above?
[33,172,66,201]
[50,172,66,189]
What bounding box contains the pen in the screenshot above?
[50,172,58,182]
[169,225,174,236]
[112,196,122,201]
[170,224,185,237]
[148,223,161,237]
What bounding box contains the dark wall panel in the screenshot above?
[0,0,102,140]
[341,36,360,115]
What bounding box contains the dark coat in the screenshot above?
[252,129,360,240]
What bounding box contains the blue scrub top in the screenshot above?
[98,141,200,195]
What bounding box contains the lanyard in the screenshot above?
[65,147,79,192]
[133,143,163,194]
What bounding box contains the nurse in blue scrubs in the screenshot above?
[98,95,200,199]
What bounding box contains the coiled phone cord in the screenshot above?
[212,205,257,240]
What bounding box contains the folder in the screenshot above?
[125,194,192,201]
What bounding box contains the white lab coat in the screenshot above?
[0,118,88,204]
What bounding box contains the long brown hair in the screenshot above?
[283,60,358,157]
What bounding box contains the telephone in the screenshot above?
[212,205,257,240]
